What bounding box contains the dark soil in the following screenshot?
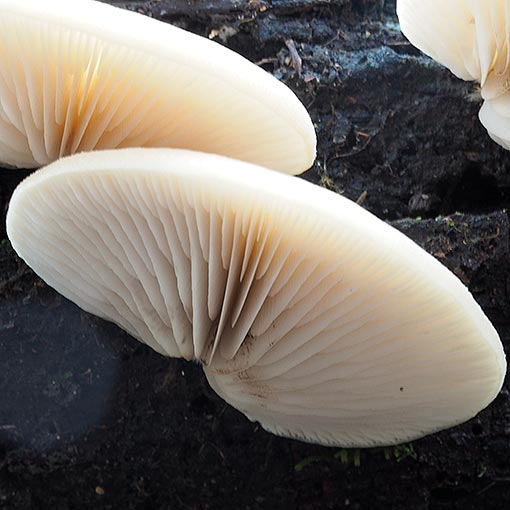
[1,1,510,509]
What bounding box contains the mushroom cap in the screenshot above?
[397,0,480,82]
[7,148,506,447]
[479,92,510,149]
[0,0,315,173]
[397,0,510,98]
[397,0,510,149]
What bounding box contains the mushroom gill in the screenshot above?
[7,148,506,447]
[0,0,315,173]
[397,0,510,148]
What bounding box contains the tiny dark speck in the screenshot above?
[400,387,404,392]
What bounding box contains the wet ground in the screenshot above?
[1,1,510,509]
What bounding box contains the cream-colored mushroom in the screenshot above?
[0,0,315,173]
[7,148,506,447]
[397,0,510,149]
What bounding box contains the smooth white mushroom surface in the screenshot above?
[397,0,510,148]
[479,93,510,149]
[0,0,315,173]
[7,148,506,447]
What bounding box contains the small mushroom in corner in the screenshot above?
[397,0,510,149]
[0,0,315,173]
[7,148,506,447]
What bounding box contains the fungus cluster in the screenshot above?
[3,0,507,447]
[397,0,510,149]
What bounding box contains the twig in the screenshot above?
[356,190,368,206]
[285,39,302,76]
[256,57,278,66]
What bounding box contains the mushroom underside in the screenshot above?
[6,148,506,447]
[0,0,315,172]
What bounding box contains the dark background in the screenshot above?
[1,1,510,508]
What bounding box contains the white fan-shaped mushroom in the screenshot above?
[0,0,315,173]
[7,148,506,447]
[397,0,510,148]
[397,0,483,82]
